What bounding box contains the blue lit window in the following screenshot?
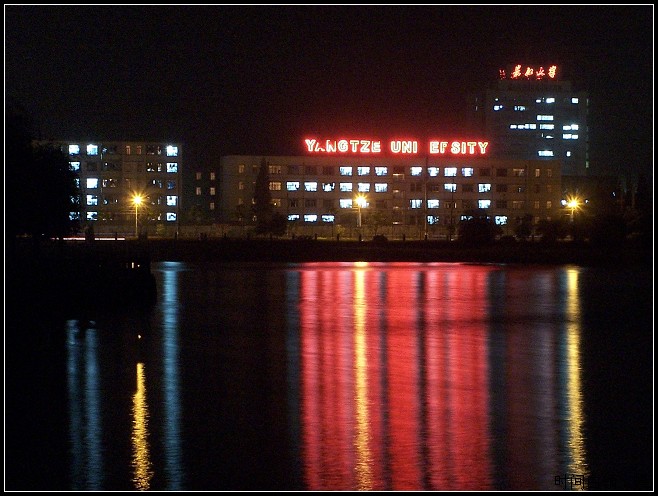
[339,166,352,176]
[167,162,178,173]
[357,183,370,192]
[339,199,353,208]
[357,166,370,176]
[478,183,491,193]
[166,195,177,206]
[69,161,81,171]
[410,199,422,209]
[427,167,440,177]
[288,214,300,221]
[461,167,473,177]
[304,214,318,222]
[375,166,388,176]
[322,214,335,223]
[86,144,98,155]
[339,183,352,192]
[166,213,177,221]
[427,199,440,208]
[287,181,300,191]
[478,199,491,209]
[69,144,80,155]
[304,181,318,192]
[410,166,423,176]
[86,178,99,189]
[166,145,178,157]
[86,195,98,206]
[374,183,387,193]
[444,167,457,177]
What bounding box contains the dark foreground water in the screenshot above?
[5,261,653,491]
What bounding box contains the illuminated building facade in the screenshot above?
[219,138,563,239]
[471,64,589,177]
[40,140,183,236]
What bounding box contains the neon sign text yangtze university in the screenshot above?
[304,139,489,156]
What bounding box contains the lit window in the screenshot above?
[375,166,388,176]
[288,214,300,221]
[546,97,555,103]
[535,168,541,177]
[537,115,554,121]
[322,182,335,192]
[357,183,370,192]
[86,178,98,189]
[357,166,370,176]
[478,183,491,193]
[514,105,526,111]
[339,199,353,208]
[322,214,335,223]
[287,181,300,191]
[493,104,503,111]
[304,181,318,192]
[210,172,216,180]
[339,166,352,176]
[410,199,422,209]
[167,180,176,190]
[86,195,98,206]
[69,144,80,155]
[478,199,491,209]
[69,161,80,171]
[444,167,457,177]
[540,124,554,130]
[304,214,318,222]
[269,181,282,191]
[86,211,98,221]
[538,150,554,157]
[461,167,473,177]
[238,164,245,173]
[495,216,508,225]
[195,187,201,195]
[209,202,215,211]
[86,144,98,155]
[445,183,456,193]
[427,199,440,208]
[410,167,422,176]
[166,213,177,221]
[167,162,178,173]
[166,145,178,157]
[166,195,177,206]
[209,187,216,195]
[427,215,440,225]
[427,167,440,177]
[374,183,388,193]
[339,183,353,192]
[571,97,579,104]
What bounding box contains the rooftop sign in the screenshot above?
[499,64,558,80]
[304,138,489,156]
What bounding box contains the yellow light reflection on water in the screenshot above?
[354,266,373,490]
[132,362,154,490]
[565,268,588,477]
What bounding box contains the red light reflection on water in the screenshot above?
[298,263,495,490]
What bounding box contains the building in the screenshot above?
[40,140,183,237]
[470,64,589,177]
[218,137,563,240]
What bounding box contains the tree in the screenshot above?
[6,102,79,240]
[514,213,534,241]
[252,157,274,235]
[458,209,500,245]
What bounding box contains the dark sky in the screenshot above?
[5,5,653,182]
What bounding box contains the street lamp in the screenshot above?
[355,195,367,228]
[133,194,143,237]
[567,198,579,222]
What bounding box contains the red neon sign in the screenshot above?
[499,64,558,80]
[304,138,489,156]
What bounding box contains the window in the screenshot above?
[444,167,457,177]
[547,168,553,177]
[69,161,80,171]
[322,214,335,223]
[478,199,491,209]
[167,180,176,190]
[269,181,282,191]
[513,168,526,177]
[166,213,177,221]
[375,166,388,176]
[410,166,422,176]
[462,184,474,192]
[166,195,177,206]
[86,178,99,189]
[427,199,440,209]
[496,168,507,177]
[546,201,552,209]
[210,187,216,196]
[102,179,118,188]
[288,214,300,221]
[289,199,299,208]
[461,167,474,177]
[322,166,333,175]
[496,200,508,209]
[445,183,456,193]
[479,168,491,176]
[538,150,554,157]
[168,163,179,173]
[195,187,202,195]
[305,199,317,208]
[339,182,353,192]
[357,183,370,192]
[86,144,99,155]
[478,183,491,193]
[86,195,98,206]
[339,166,352,176]
[87,162,98,171]
[496,184,508,193]
[288,165,300,174]
[322,182,335,192]
[195,172,202,180]
[210,202,215,211]
[305,165,316,175]
[410,199,422,209]
[494,216,508,225]
[239,181,245,190]
[339,199,353,208]
[238,164,245,173]
[86,212,98,221]
[427,167,440,177]
[304,181,318,192]
[269,165,283,174]
[166,145,178,157]
[534,201,540,209]
[287,181,300,191]
[535,168,541,177]
[304,214,317,223]
[374,183,388,193]
[357,166,370,176]
[69,144,80,155]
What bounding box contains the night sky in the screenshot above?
[5,5,653,183]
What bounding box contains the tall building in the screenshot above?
[39,140,183,237]
[470,64,589,177]
[219,137,563,239]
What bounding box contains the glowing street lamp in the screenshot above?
[355,195,367,228]
[566,198,579,222]
[133,194,143,237]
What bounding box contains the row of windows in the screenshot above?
[493,97,580,112]
[84,178,177,190]
[68,144,179,157]
[85,194,178,206]
[195,171,217,181]
[70,161,179,173]
[270,181,552,194]
[75,211,178,222]
[238,165,552,178]
[281,198,553,210]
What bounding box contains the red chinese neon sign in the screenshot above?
[499,64,558,80]
[304,138,489,156]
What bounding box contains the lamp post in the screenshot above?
[567,198,579,222]
[355,195,367,228]
[133,194,143,237]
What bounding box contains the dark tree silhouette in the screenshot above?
[6,102,79,240]
[252,157,274,235]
